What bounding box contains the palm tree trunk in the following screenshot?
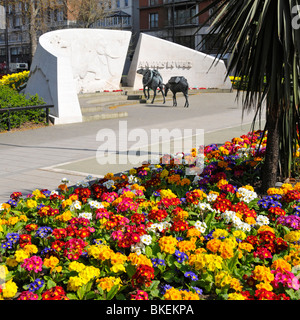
[261,100,281,193]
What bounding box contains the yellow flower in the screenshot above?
[5,258,18,267]
[228,293,246,300]
[232,230,247,240]
[62,198,72,209]
[160,169,169,178]
[1,279,18,299]
[129,168,137,175]
[32,189,46,199]
[163,288,183,300]
[67,276,84,292]
[212,229,228,239]
[19,215,28,222]
[110,263,126,273]
[215,271,232,288]
[160,189,177,199]
[258,225,275,234]
[158,235,178,254]
[44,256,60,271]
[0,203,11,212]
[177,238,196,253]
[7,216,19,226]
[24,244,38,255]
[271,259,292,272]
[110,252,127,265]
[267,187,284,195]
[26,199,37,209]
[256,281,273,291]
[127,252,153,267]
[284,230,300,243]
[253,265,274,283]
[15,249,30,263]
[55,210,73,222]
[96,277,122,292]
[79,266,100,284]
[217,179,228,188]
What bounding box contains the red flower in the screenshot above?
[170,220,189,232]
[52,228,67,240]
[131,264,155,288]
[253,246,272,260]
[42,286,68,300]
[19,234,32,248]
[77,227,91,239]
[131,213,146,224]
[148,209,168,222]
[51,240,65,252]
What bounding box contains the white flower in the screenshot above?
[206,193,218,203]
[70,200,81,211]
[78,212,93,220]
[128,175,138,184]
[241,223,251,232]
[88,200,103,209]
[50,190,59,196]
[61,177,69,183]
[192,175,202,185]
[130,243,145,255]
[256,215,269,226]
[85,175,94,181]
[156,223,164,232]
[194,221,207,233]
[140,234,152,246]
[232,215,242,227]
[237,187,257,203]
[103,179,114,189]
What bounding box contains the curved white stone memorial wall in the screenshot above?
[25,29,132,125]
[127,33,232,91]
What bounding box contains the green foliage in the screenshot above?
[198,0,300,187]
[0,85,46,131]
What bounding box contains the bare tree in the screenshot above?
[63,0,111,28]
[1,0,66,59]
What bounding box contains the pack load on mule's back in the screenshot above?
[136,68,165,104]
[165,76,189,108]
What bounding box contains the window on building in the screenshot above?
[124,0,128,7]
[149,0,158,5]
[149,13,158,29]
[57,11,64,22]
[174,5,197,25]
[175,35,195,49]
[116,0,120,8]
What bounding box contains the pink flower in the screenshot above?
[291,276,300,290]
[21,256,43,273]
[111,230,123,241]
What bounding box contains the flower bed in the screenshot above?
[1,130,300,301]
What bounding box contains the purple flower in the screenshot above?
[184,271,199,281]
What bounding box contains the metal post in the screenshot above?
[172,0,175,42]
[4,0,9,74]
[7,108,11,131]
[46,106,49,124]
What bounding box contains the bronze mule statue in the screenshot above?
[165,76,189,108]
[137,68,166,104]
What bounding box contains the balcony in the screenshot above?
[165,15,198,27]
[163,0,199,5]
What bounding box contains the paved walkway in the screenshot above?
[0,91,265,202]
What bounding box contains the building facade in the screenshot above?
[0,0,139,73]
[139,0,221,55]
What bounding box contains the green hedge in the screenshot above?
[0,85,46,131]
